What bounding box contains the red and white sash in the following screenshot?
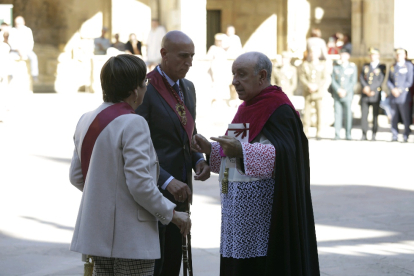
[81,102,135,180]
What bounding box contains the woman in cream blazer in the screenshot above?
[69,55,190,275]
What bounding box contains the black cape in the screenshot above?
[262,104,320,275]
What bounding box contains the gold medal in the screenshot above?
[175,103,187,125]
[159,66,188,127]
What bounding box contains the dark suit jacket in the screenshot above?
[136,69,203,204]
[360,63,386,103]
[387,61,414,104]
[125,40,142,55]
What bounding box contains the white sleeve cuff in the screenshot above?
[195,158,205,166]
[161,176,174,190]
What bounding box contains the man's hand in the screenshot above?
[97,43,105,51]
[369,91,376,97]
[363,86,370,95]
[191,134,211,155]
[337,88,347,98]
[166,179,192,203]
[210,136,243,158]
[308,83,318,93]
[391,88,401,97]
[194,161,210,181]
[171,211,191,236]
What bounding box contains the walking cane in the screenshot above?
[182,200,193,276]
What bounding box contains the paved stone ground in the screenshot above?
[0,92,413,275]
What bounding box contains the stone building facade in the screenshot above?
[0,0,412,92]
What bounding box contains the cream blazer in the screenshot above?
[69,102,175,260]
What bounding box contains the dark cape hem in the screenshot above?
[262,104,320,276]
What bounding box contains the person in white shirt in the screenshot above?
[110,33,126,51]
[222,25,242,60]
[306,28,329,61]
[94,27,111,55]
[146,19,166,70]
[0,31,11,81]
[8,16,39,80]
[207,33,231,102]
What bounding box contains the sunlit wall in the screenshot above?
[243,14,277,59]
[394,0,414,58]
[112,0,151,45]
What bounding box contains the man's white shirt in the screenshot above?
[8,26,34,53]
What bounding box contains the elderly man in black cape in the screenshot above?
[192,52,320,276]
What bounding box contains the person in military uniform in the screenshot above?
[271,51,297,98]
[387,48,414,142]
[331,48,357,140]
[360,47,386,141]
[299,47,329,139]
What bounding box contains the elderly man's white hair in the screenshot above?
[248,52,273,82]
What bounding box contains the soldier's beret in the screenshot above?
[395,48,406,55]
[368,47,379,54]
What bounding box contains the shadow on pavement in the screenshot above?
[33,155,72,164]
[20,216,75,231]
[0,232,82,275]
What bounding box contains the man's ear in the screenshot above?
[260,69,267,82]
[160,48,167,59]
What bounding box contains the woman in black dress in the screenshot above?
[125,33,142,56]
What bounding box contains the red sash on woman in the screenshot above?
[81,102,135,180]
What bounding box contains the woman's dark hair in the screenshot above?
[101,54,147,103]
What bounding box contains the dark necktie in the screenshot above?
[172,82,187,182]
[172,83,184,101]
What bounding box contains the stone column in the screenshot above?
[352,0,394,58]
[287,0,310,58]
[158,0,206,54]
[351,0,364,57]
[394,0,414,58]
[149,0,160,20]
[277,0,288,55]
[102,0,112,38]
[159,0,181,32]
[180,0,207,55]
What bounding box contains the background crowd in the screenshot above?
[1,18,414,143]
[207,27,414,142]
